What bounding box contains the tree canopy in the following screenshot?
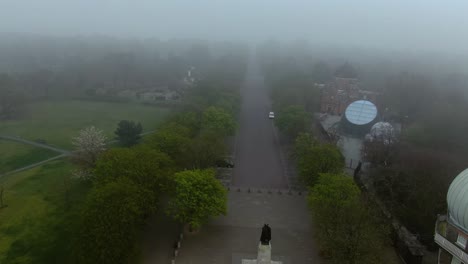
[167,169,227,230]
[94,147,174,191]
[294,133,344,186]
[308,173,386,264]
[148,123,193,169]
[75,177,154,264]
[275,105,311,140]
[202,106,236,136]
[114,120,143,147]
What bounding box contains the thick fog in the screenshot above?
[1,0,468,55]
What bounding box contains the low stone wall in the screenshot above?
[223,186,307,196]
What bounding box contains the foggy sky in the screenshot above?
[1,0,468,55]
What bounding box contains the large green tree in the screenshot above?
[188,129,226,169]
[114,120,143,147]
[202,106,236,136]
[294,133,344,186]
[94,147,174,192]
[75,177,154,264]
[148,123,193,169]
[275,105,311,140]
[167,169,227,230]
[308,173,386,264]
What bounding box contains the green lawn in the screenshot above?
[0,160,88,263]
[0,100,170,149]
[0,140,59,174]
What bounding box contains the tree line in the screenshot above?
[0,36,247,121]
[258,42,468,251]
[71,63,242,263]
[1,48,246,264]
[258,48,390,263]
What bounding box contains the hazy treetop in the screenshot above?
[1,1,468,55]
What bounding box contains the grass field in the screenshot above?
[0,140,59,174]
[0,100,170,149]
[0,159,88,263]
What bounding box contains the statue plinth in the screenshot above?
[241,242,282,264]
[257,242,272,264]
[241,224,281,264]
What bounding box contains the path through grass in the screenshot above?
[0,140,59,174]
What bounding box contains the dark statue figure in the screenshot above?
[260,224,271,245]
[353,161,362,178]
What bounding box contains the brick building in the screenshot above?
[319,77,379,115]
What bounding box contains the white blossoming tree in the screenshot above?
[72,126,107,180]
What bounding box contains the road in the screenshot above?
[231,56,287,189]
[143,55,320,264]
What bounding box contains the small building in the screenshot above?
[435,168,468,264]
[138,88,179,102]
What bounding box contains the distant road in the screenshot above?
[231,56,287,189]
[0,135,70,154]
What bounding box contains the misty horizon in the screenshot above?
[2,0,468,56]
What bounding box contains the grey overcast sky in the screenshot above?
[1,0,468,54]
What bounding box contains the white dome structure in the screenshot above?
[344,100,377,126]
[447,169,468,233]
[368,122,395,144]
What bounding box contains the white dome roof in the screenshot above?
[369,122,395,144]
[447,169,468,232]
[344,100,377,125]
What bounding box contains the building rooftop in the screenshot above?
[344,100,377,125]
[447,168,468,233]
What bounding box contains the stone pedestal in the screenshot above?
[257,243,272,264]
[241,243,282,264]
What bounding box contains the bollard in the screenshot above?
[171,259,176,264]
[174,249,178,257]
[248,188,251,193]
[177,241,181,249]
[179,233,183,241]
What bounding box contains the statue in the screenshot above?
[260,224,271,245]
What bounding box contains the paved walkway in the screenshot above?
[174,191,321,264]
[142,55,321,264]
